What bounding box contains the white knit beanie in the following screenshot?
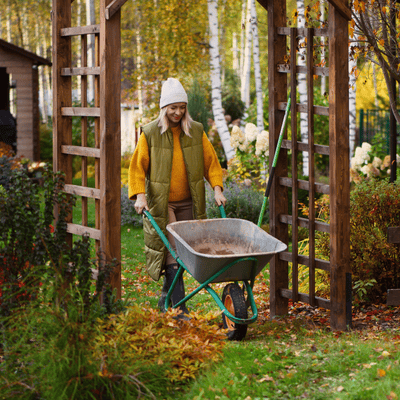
[159,78,188,108]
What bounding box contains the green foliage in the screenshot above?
[0,166,73,315]
[315,178,400,303]
[39,122,53,163]
[222,69,245,122]
[187,79,212,133]
[206,181,268,226]
[245,87,269,129]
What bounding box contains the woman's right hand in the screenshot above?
[135,193,149,214]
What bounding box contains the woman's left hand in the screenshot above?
[213,185,227,207]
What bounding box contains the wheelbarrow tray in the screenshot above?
[166,218,287,283]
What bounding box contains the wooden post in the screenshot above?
[328,0,351,330]
[387,227,400,306]
[265,0,289,317]
[100,0,121,299]
[52,0,72,247]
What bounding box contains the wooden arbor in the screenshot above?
[258,0,351,330]
[52,0,128,299]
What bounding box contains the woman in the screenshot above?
[129,78,227,318]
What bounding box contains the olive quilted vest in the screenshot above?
[142,119,207,281]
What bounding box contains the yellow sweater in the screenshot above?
[129,126,223,202]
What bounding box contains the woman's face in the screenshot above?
[166,102,187,127]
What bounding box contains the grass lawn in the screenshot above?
[70,198,400,400]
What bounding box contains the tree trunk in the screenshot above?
[232,32,240,76]
[251,0,263,131]
[207,0,234,161]
[86,0,96,103]
[320,0,326,95]
[241,0,252,108]
[36,23,47,124]
[297,0,308,176]
[240,0,246,79]
[349,8,357,159]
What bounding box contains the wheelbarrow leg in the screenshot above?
[158,263,190,319]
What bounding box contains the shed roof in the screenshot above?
[0,38,51,66]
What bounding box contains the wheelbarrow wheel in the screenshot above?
[221,283,248,341]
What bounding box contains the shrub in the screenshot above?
[314,178,400,303]
[206,180,268,226]
[187,79,212,133]
[121,185,143,226]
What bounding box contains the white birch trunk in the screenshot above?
[240,0,252,108]
[207,0,234,161]
[232,32,240,76]
[349,17,357,159]
[297,0,308,176]
[86,0,96,103]
[36,24,47,124]
[44,27,52,119]
[320,0,326,95]
[250,0,263,131]
[136,30,143,117]
[240,0,246,78]
[22,7,29,48]
[7,1,12,42]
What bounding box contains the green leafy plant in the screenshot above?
[314,178,400,304]
[206,180,268,226]
[353,278,378,304]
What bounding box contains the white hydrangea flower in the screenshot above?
[239,142,248,151]
[360,164,370,175]
[372,156,382,169]
[361,142,372,152]
[244,123,259,143]
[255,130,269,157]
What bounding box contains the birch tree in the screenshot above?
[207,0,234,161]
[348,4,358,159]
[297,0,309,176]
[250,0,263,131]
[86,0,96,103]
[320,0,326,95]
[240,0,252,109]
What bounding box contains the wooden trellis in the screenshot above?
[52,0,128,299]
[257,0,351,330]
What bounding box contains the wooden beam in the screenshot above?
[105,0,129,20]
[61,107,100,117]
[61,145,101,158]
[52,0,73,246]
[64,184,101,199]
[327,0,351,20]
[67,223,101,240]
[268,0,289,318]
[60,24,100,37]
[61,67,100,76]
[387,289,400,306]
[329,0,351,331]
[100,0,122,299]
[388,227,400,244]
[278,102,329,116]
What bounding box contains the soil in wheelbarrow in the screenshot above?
[191,241,253,256]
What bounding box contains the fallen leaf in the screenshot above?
[377,368,386,378]
[337,386,344,392]
[257,374,274,383]
[382,351,390,357]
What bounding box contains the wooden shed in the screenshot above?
[0,39,51,161]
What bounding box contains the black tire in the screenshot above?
[221,283,248,341]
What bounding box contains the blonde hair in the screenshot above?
[157,105,193,136]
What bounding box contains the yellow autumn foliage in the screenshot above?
[93,305,227,384]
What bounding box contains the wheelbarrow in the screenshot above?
[143,206,286,340]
